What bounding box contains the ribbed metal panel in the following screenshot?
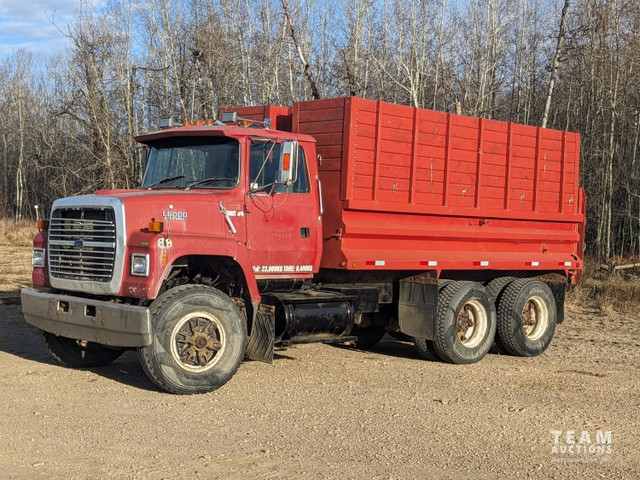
[48,208,116,282]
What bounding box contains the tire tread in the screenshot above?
[138,285,246,394]
[496,278,556,357]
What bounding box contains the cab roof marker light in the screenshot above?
[221,112,237,123]
[220,112,272,129]
[159,118,175,129]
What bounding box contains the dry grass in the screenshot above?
[567,258,640,313]
[0,219,36,291]
[0,219,37,247]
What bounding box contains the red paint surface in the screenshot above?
[234,97,584,282]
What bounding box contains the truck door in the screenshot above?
[245,139,320,277]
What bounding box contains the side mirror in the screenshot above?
[278,141,298,185]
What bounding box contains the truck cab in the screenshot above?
[22,116,336,394]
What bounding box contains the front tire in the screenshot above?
[43,332,124,368]
[138,285,247,394]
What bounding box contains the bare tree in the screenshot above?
[541,0,570,128]
[281,0,321,99]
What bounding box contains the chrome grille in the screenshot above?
[48,207,116,282]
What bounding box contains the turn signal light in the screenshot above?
[36,219,49,230]
[282,152,291,171]
[148,221,164,233]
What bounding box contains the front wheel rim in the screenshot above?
[521,296,549,341]
[170,312,226,373]
[456,299,489,348]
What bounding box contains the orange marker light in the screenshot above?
[205,118,215,125]
[194,119,205,125]
[36,219,48,230]
[282,153,291,171]
[148,221,164,233]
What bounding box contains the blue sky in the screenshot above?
[0,0,82,57]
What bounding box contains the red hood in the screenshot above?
[94,188,242,239]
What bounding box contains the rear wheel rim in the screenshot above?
[170,312,226,373]
[456,299,488,348]
[521,296,549,341]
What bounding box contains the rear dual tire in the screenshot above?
[496,279,557,357]
[414,280,455,361]
[415,281,496,364]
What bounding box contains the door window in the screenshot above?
[249,141,309,193]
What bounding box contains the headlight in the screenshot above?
[131,254,150,276]
[32,248,46,268]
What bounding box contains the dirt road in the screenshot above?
[0,301,638,479]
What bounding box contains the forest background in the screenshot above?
[0,0,638,261]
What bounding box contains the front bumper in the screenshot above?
[21,289,151,347]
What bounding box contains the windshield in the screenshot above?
[141,137,240,189]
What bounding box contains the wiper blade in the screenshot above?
[185,177,235,190]
[148,175,185,189]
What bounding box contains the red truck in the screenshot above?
[21,97,585,394]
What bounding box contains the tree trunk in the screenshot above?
[541,0,569,129]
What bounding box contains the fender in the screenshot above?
[121,233,261,302]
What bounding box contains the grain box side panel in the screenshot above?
[371,101,416,204]
[412,110,447,206]
[346,97,379,202]
[446,115,480,208]
[294,97,348,178]
[478,119,508,210]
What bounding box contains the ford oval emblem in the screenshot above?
[74,239,84,248]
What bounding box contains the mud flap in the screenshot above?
[246,304,275,363]
[398,274,438,340]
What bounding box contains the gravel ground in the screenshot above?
[0,301,638,480]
